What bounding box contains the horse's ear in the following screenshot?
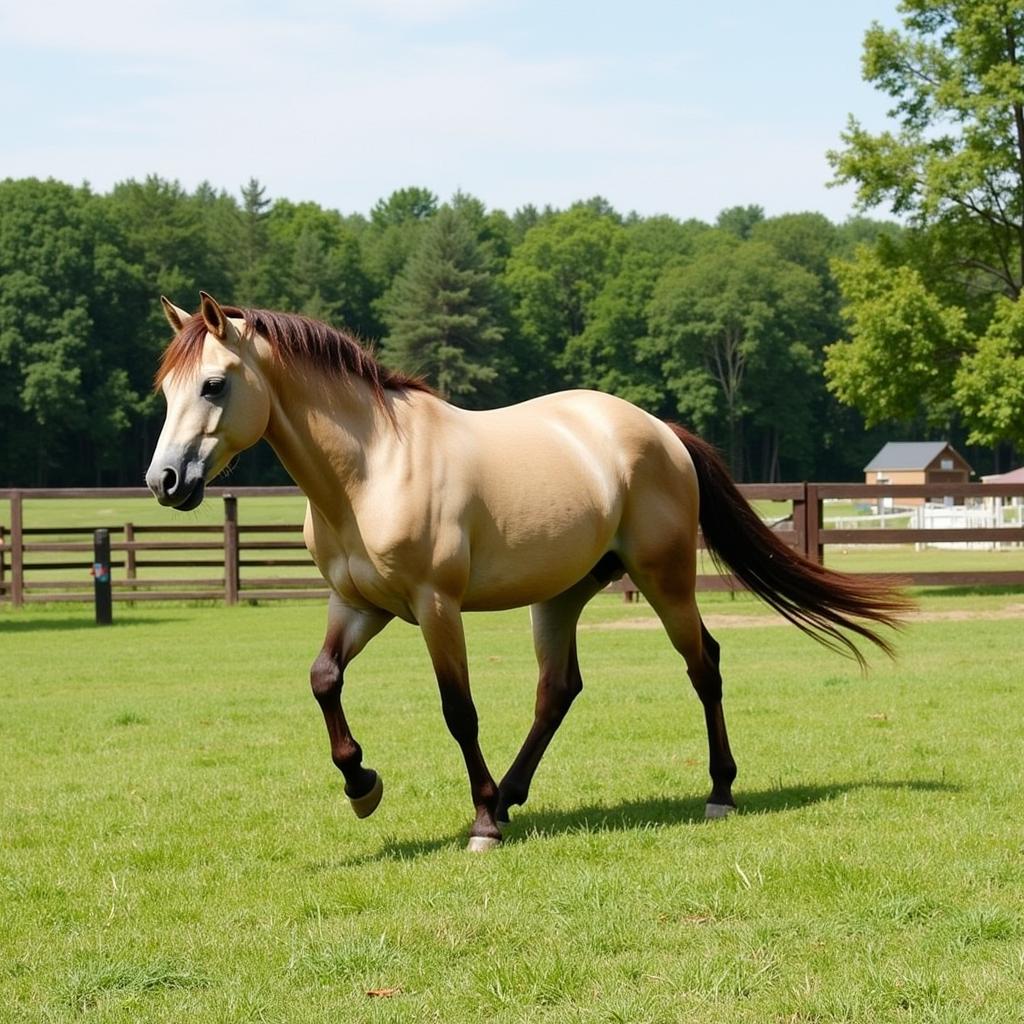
[160,296,190,333]
[199,291,239,345]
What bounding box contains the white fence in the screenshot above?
[910,502,1021,550]
[824,500,1021,550]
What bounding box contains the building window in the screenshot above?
[940,458,953,470]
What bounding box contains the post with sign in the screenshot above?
[93,528,113,625]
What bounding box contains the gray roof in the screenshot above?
[864,442,952,472]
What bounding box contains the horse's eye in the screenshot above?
[201,377,226,399]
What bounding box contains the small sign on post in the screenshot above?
[92,528,112,625]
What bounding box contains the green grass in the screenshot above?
[2,593,1023,1022]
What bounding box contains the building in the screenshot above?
[981,466,1024,517]
[863,442,972,507]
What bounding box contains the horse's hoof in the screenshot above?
[466,835,501,853]
[705,802,736,819]
[496,815,510,828]
[346,771,383,819]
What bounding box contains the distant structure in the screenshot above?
[864,442,972,507]
[982,466,1024,517]
[981,466,1024,485]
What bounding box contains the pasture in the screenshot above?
[1,592,1022,1022]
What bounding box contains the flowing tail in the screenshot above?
[669,424,913,665]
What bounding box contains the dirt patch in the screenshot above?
[906,604,1024,623]
[581,615,783,632]
[583,604,1024,632]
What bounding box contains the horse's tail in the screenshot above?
[669,423,913,665]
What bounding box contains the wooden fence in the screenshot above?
[2,482,1024,608]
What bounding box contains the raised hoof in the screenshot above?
[346,771,383,819]
[705,802,736,820]
[466,835,501,853]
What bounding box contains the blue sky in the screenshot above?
[1,0,901,222]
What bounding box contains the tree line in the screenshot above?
[0,175,910,487]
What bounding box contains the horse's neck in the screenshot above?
[263,370,392,512]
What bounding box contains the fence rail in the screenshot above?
[2,482,1024,607]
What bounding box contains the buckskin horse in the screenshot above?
[146,293,908,850]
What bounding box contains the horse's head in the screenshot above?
[146,292,271,510]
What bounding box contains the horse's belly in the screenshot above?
[461,569,590,611]
[462,518,613,610]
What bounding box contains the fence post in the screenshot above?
[124,522,136,580]
[805,483,823,565]
[224,494,239,605]
[93,528,113,625]
[10,490,23,608]
[792,483,809,560]
[0,523,5,598]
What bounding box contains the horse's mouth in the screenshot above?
[171,479,206,511]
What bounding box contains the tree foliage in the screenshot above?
[826,246,970,428]
[828,0,1024,455]
[381,205,504,406]
[0,172,964,487]
[955,295,1024,447]
[648,238,821,476]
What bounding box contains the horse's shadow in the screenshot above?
[333,777,958,866]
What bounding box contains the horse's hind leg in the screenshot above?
[627,564,738,817]
[690,620,737,816]
[310,595,393,818]
[496,574,605,824]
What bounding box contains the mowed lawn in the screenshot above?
[1,592,1022,1023]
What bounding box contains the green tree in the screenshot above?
[825,246,970,429]
[0,178,156,484]
[827,1,1024,451]
[381,205,504,406]
[364,187,439,313]
[265,200,377,336]
[504,206,626,392]
[716,204,765,240]
[236,177,273,304]
[955,295,1024,447]
[647,238,820,477]
[561,216,710,409]
[830,2,1024,297]
[370,187,438,227]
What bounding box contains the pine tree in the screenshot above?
[381,206,504,407]
[236,177,272,305]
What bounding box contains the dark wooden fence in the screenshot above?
[2,482,1023,607]
[0,487,325,607]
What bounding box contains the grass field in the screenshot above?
[2,591,1023,1022]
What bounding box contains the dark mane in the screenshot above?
[155,306,433,408]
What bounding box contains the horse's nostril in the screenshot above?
[161,467,178,496]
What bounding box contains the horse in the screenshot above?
[146,292,909,851]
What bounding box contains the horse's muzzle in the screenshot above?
[146,457,206,510]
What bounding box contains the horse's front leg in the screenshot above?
[310,594,393,817]
[415,589,502,851]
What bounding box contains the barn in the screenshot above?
[863,441,973,507]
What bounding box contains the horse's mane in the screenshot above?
[155,306,433,408]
